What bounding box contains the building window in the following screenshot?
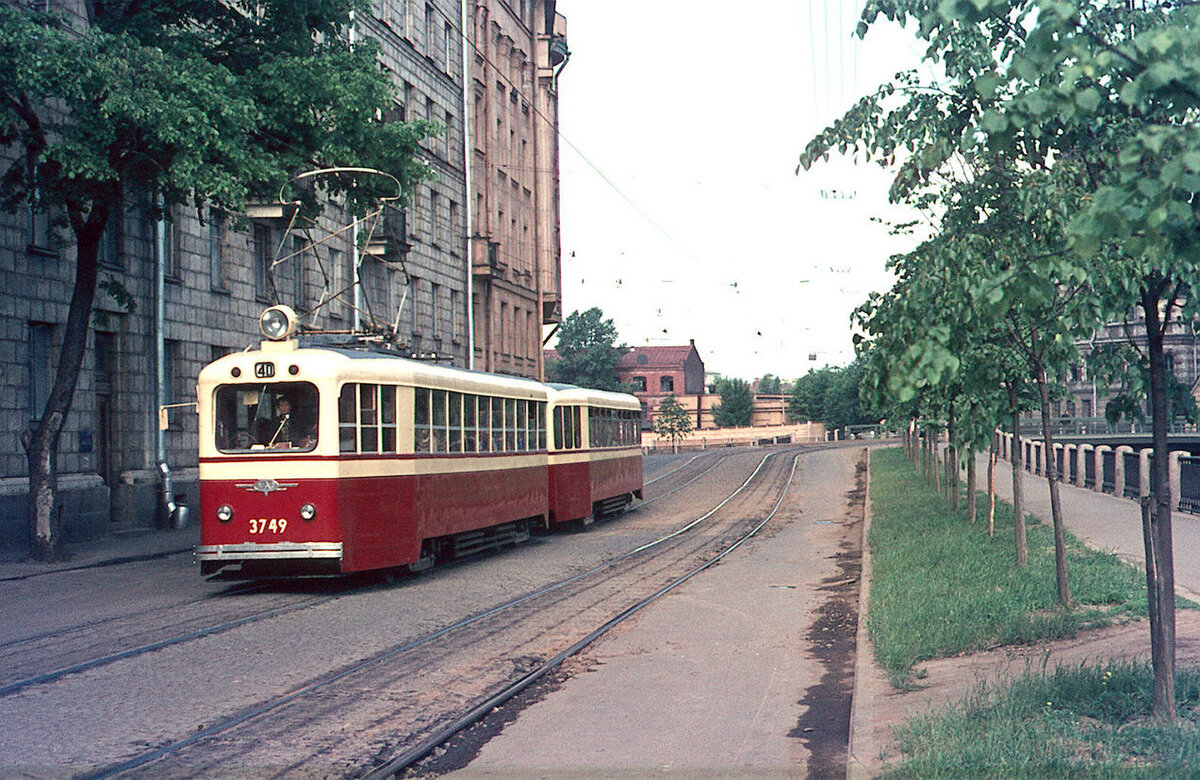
[450,288,461,342]
[254,223,273,301]
[660,376,674,393]
[632,376,646,392]
[500,302,509,355]
[208,209,227,291]
[163,339,184,405]
[443,22,453,73]
[28,322,53,421]
[292,236,306,310]
[430,281,441,338]
[329,248,345,320]
[160,208,181,280]
[27,198,53,253]
[410,276,422,335]
[424,3,434,57]
[98,218,121,269]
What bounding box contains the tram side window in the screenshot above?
[502,398,514,451]
[339,383,399,454]
[535,401,546,450]
[215,382,319,453]
[491,397,504,452]
[464,394,478,452]
[477,395,491,452]
[448,392,463,452]
[554,405,584,450]
[431,389,448,452]
[414,387,430,452]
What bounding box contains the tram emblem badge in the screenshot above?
[236,479,298,496]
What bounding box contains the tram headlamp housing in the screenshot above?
[300,503,317,521]
[260,305,299,341]
[216,505,234,522]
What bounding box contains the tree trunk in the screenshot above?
[20,202,107,561]
[947,401,959,509]
[932,434,941,491]
[1141,280,1177,720]
[988,444,996,537]
[967,448,977,522]
[1008,384,1028,566]
[1034,355,1073,608]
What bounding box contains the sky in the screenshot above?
[553,1,930,381]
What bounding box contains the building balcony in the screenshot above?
[542,290,561,324]
[549,34,569,67]
[363,206,411,258]
[472,237,504,278]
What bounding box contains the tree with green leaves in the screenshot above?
[653,394,693,453]
[788,366,833,422]
[756,374,782,394]
[1,3,433,560]
[547,308,627,391]
[712,377,754,428]
[803,0,1200,718]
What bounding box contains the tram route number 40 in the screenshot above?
[249,518,288,534]
[255,362,275,378]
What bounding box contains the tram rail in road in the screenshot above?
[78,448,801,779]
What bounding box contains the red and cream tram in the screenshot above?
[197,306,642,578]
[546,385,643,525]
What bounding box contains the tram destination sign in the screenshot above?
[254,362,275,378]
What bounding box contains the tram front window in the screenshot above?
[214,382,319,453]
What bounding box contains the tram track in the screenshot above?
[82,447,803,778]
[0,450,735,704]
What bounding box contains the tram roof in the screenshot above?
[199,340,550,398]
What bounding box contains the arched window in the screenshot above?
[659,375,674,392]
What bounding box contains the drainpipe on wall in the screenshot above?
[462,0,475,369]
[155,197,178,527]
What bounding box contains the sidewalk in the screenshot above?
[979,453,1200,601]
[0,523,199,581]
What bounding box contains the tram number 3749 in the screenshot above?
[249,518,288,534]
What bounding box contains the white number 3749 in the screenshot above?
[249,518,287,534]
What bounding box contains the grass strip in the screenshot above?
[885,662,1200,777]
[869,447,1146,688]
[870,447,1200,775]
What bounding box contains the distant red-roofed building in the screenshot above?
[617,341,706,429]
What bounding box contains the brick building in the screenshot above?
[0,1,572,548]
[615,342,707,429]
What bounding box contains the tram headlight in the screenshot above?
[216,505,234,523]
[299,503,317,521]
[260,305,299,341]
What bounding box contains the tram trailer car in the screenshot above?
[197,306,643,579]
[546,385,643,525]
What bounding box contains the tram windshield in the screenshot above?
[214,382,319,453]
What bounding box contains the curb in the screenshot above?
[0,544,195,583]
[847,446,880,778]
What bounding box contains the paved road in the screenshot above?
[453,445,865,777]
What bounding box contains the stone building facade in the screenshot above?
[1060,308,1200,428]
[0,0,503,548]
[467,0,568,379]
